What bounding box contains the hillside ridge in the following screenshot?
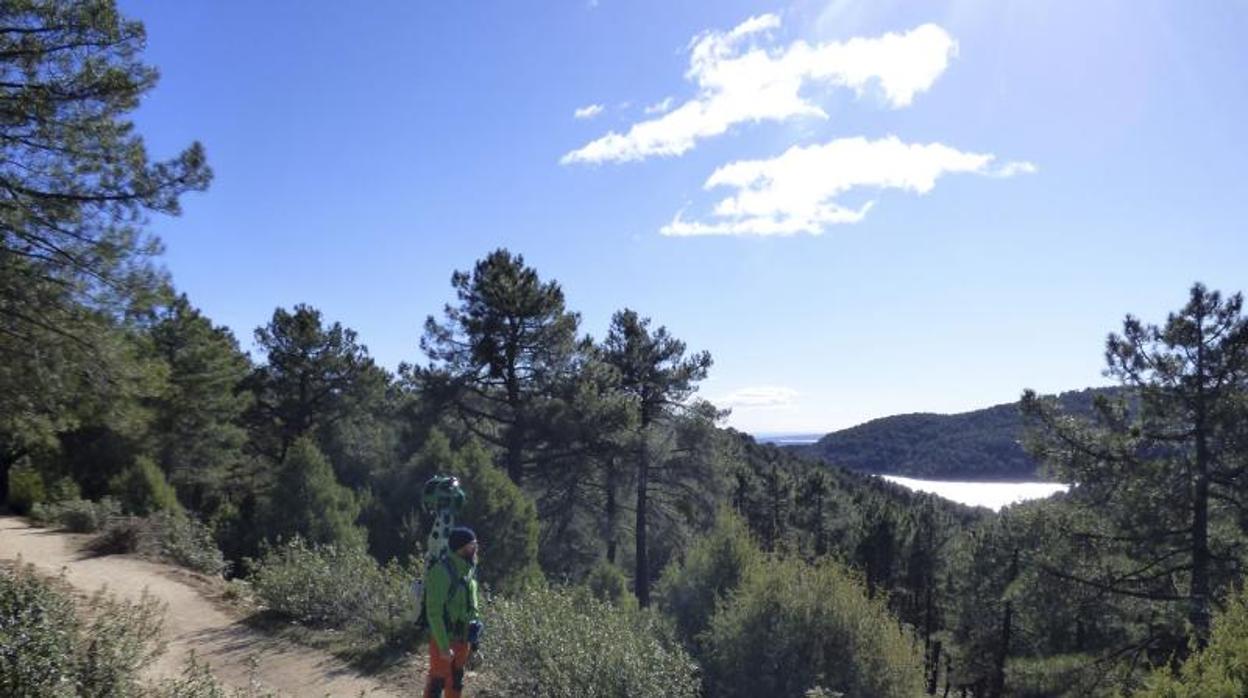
[797,386,1122,480]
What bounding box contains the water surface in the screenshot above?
[881,475,1068,511]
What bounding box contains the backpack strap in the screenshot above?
[439,556,477,635]
[441,556,475,604]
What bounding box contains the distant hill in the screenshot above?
[797,387,1122,481]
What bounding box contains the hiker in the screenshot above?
[423,526,482,698]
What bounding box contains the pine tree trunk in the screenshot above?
[927,640,942,695]
[0,459,10,507]
[605,459,618,564]
[504,343,523,484]
[990,549,1019,698]
[1191,407,1211,646]
[505,426,524,485]
[1191,332,1212,647]
[634,433,651,606]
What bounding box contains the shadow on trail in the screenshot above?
[241,610,424,676]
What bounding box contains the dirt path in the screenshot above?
[0,516,400,696]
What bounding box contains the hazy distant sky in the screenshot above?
[122,0,1248,433]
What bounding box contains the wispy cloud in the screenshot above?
[644,96,675,115]
[573,103,605,120]
[562,17,957,164]
[661,136,1036,237]
[717,386,800,409]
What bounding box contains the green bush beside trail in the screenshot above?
[701,555,924,698]
[0,563,164,697]
[247,536,419,645]
[482,585,700,698]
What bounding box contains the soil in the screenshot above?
[0,516,404,696]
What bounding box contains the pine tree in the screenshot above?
[264,436,363,549]
[419,249,580,485]
[602,308,712,606]
[244,304,385,464]
[1023,283,1248,649]
[0,0,210,500]
[146,294,251,511]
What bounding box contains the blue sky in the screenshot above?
[123,0,1248,433]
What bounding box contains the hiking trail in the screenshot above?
[0,516,405,696]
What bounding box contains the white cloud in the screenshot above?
[573,103,605,120]
[644,96,675,115]
[661,136,1035,237]
[990,161,1038,178]
[717,386,800,409]
[562,17,957,164]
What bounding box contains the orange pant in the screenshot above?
[423,639,471,698]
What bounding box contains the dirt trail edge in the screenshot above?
[0,517,398,696]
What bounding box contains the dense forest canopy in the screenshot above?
[4,3,1248,697]
[800,387,1123,480]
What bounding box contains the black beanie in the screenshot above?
[448,526,476,552]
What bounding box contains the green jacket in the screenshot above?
[425,552,480,651]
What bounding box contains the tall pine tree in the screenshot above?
[1023,283,1248,649]
[419,249,579,485]
[603,308,712,606]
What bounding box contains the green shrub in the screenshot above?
[89,515,148,556]
[0,563,79,694]
[155,655,232,698]
[47,476,82,503]
[88,512,229,576]
[656,507,761,647]
[1137,586,1248,697]
[77,586,167,694]
[702,557,925,698]
[110,455,182,516]
[1006,653,1103,697]
[153,511,230,576]
[247,536,418,643]
[584,561,637,612]
[153,652,277,698]
[0,563,165,697]
[484,585,700,698]
[263,437,365,550]
[6,464,45,514]
[31,497,121,532]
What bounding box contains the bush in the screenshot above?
[656,507,761,647]
[77,586,167,694]
[89,511,229,576]
[154,511,230,576]
[263,437,365,550]
[1138,586,1248,697]
[0,563,165,697]
[247,536,418,643]
[584,561,637,612]
[0,563,78,694]
[47,476,82,503]
[702,557,925,698]
[89,515,148,556]
[110,455,182,516]
[153,652,277,698]
[30,497,121,532]
[483,585,700,698]
[6,464,45,514]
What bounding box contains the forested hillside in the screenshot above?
[5,3,1248,697]
[800,387,1120,480]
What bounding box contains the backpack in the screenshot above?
[413,554,474,631]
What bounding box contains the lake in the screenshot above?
[880,475,1069,510]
